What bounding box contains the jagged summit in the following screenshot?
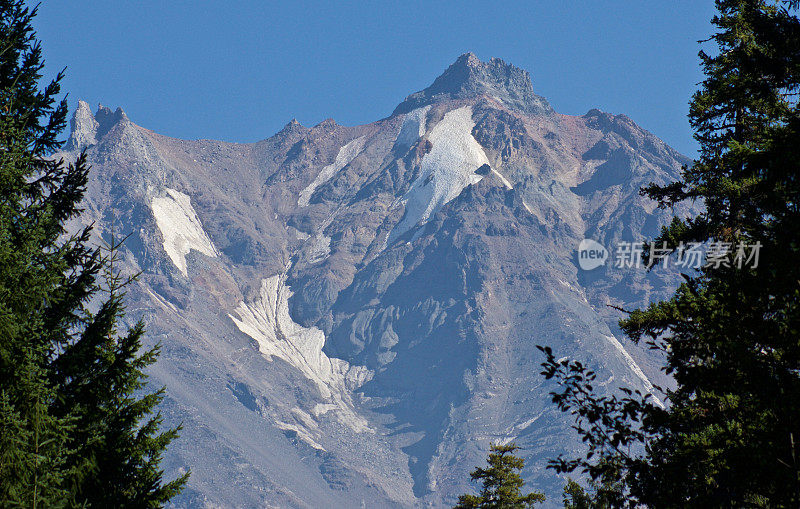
[66,100,99,151]
[65,101,128,152]
[313,118,338,129]
[68,57,693,507]
[275,117,307,138]
[393,52,553,116]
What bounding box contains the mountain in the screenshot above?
[57,53,694,508]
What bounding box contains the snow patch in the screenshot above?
[298,136,366,207]
[288,226,310,241]
[146,288,178,313]
[603,334,665,408]
[389,107,488,243]
[522,200,533,214]
[229,275,373,436]
[150,188,219,276]
[304,233,331,265]
[312,403,338,417]
[501,409,547,443]
[491,168,513,189]
[275,421,326,451]
[495,436,515,446]
[394,105,430,147]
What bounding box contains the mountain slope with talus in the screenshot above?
[58,53,693,507]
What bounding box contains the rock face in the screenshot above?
[55,54,694,508]
[393,52,553,116]
[65,100,99,151]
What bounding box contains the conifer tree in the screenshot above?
[562,480,592,509]
[52,235,189,506]
[539,1,800,506]
[455,443,545,508]
[0,1,186,505]
[561,472,622,509]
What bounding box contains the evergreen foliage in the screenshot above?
[562,479,592,509]
[561,472,623,509]
[538,1,800,506]
[0,1,186,506]
[454,443,545,508]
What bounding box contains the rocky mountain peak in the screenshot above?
[393,52,553,116]
[65,100,99,152]
[275,118,307,138]
[66,102,129,152]
[68,58,694,507]
[95,104,128,136]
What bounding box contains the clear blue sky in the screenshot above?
[36,1,717,157]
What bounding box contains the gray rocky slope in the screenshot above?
[56,53,694,507]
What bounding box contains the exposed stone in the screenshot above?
[56,54,698,508]
[65,100,99,151]
[393,52,553,116]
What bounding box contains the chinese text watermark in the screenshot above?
[578,239,762,271]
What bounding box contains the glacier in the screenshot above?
[150,187,219,276]
[229,275,374,442]
[389,106,489,243]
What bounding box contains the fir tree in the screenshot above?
[52,235,189,506]
[0,1,186,505]
[561,471,623,509]
[562,480,592,509]
[539,1,800,506]
[455,443,545,508]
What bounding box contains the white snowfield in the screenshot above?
[274,421,325,451]
[298,135,367,207]
[491,168,513,189]
[305,233,331,265]
[603,334,665,409]
[394,105,431,147]
[229,275,373,442]
[276,406,327,451]
[150,188,219,276]
[389,106,489,243]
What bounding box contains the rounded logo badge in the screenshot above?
[577,239,608,271]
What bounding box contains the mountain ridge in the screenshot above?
[393,52,553,117]
[57,53,695,508]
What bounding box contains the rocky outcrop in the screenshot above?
[65,100,99,151]
[57,54,695,508]
[393,52,553,116]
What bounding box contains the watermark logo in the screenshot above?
[577,239,608,271]
[577,239,763,271]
